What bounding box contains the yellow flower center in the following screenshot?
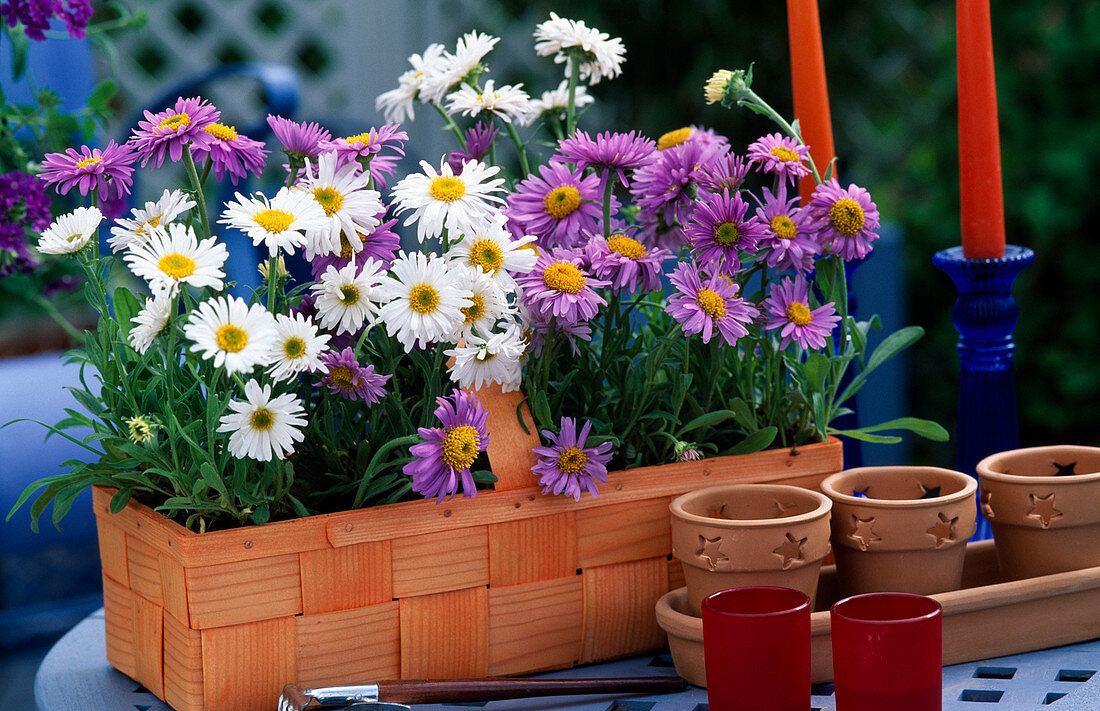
[542,261,586,294]
[658,127,693,151]
[339,285,360,304]
[828,198,866,237]
[329,365,357,391]
[786,302,813,326]
[696,288,725,319]
[282,337,306,359]
[441,424,481,471]
[249,408,274,431]
[409,283,440,314]
[770,214,797,240]
[429,176,466,202]
[158,252,196,279]
[254,209,295,233]
[714,221,740,247]
[543,185,582,219]
[313,187,344,217]
[215,324,249,353]
[158,113,191,131]
[76,156,102,169]
[468,239,504,273]
[462,294,486,324]
[607,235,646,259]
[339,234,358,261]
[344,131,376,144]
[556,446,589,474]
[136,214,163,237]
[769,145,801,163]
[126,416,154,444]
[203,123,238,142]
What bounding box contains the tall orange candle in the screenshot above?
[786,0,836,205]
[957,0,1006,259]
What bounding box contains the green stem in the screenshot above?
[432,102,468,151]
[738,89,822,185]
[565,57,580,136]
[504,120,530,176]
[266,256,278,313]
[601,169,614,239]
[30,294,85,346]
[183,146,211,240]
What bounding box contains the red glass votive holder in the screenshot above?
[701,586,811,711]
[830,592,943,711]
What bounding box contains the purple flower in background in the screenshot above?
[656,125,728,153]
[0,170,51,275]
[555,130,656,188]
[755,185,818,275]
[686,190,767,275]
[310,215,401,278]
[631,138,725,250]
[38,140,136,202]
[747,132,811,185]
[2,0,93,41]
[805,179,881,261]
[762,276,840,350]
[189,123,268,185]
[266,115,332,160]
[665,261,758,346]
[128,97,220,168]
[585,230,670,294]
[528,312,592,357]
[404,390,490,503]
[517,248,608,326]
[697,151,751,195]
[507,162,605,249]
[318,348,391,403]
[448,122,499,174]
[318,123,408,189]
[531,417,613,501]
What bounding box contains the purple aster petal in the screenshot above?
[664,261,758,346]
[318,348,391,403]
[686,189,768,275]
[746,132,812,185]
[556,130,657,190]
[266,114,332,159]
[754,184,819,275]
[38,140,137,203]
[805,179,881,261]
[631,138,726,250]
[189,123,269,185]
[531,416,614,502]
[506,161,608,250]
[404,389,490,503]
[516,248,609,326]
[584,229,670,295]
[128,97,220,169]
[762,276,841,350]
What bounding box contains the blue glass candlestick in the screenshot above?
[933,245,1034,540]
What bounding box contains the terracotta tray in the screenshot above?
[657,538,1100,685]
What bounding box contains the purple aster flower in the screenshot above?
[310,215,400,277]
[266,114,332,160]
[1,170,51,232]
[189,123,268,185]
[656,125,728,153]
[531,417,613,501]
[686,190,768,275]
[755,185,818,275]
[697,151,751,195]
[448,122,499,174]
[585,230,670,295]
[555,130,657,189]
[631,138,726,250]
[517,248,608,326]
[43,274,81,296]
[763,276,840,350]
[318,348,391,403]
[404,389,490,503]
[805,179,881,261]
[506,162,606,250]
[128,97,220,168]
[665,261,758,346]
[38,140,137,203]
[747,132,811,185]
[3,0,93,41]
[318,123,408,189]
[527,307,593,357]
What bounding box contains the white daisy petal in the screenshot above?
[267,312,331,382]
[533,12,626,85]
[300,152,384,260]
[37,206,103,255]
[217,379,307,462]
[109,189,196,252]
[445,80,532,124]
[448,263,512,340]
[123,222,228,292]
[219,186,327,257]
[376,251,472,351]
[445,326,527,392]
[127,284,175,355]
[446,210,538,289]
[524,79,595,125]
[311,259,386,335]
[390,159,506,243]
[183,295,278,375]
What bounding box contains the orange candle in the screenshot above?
[786,0,836,205]
[957,0,1006,259]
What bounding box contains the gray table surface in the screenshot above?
[35,609,1100,710]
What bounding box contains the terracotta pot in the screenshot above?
[977,445,1100,579]
[669,484,832,617]
[820,466,977,596]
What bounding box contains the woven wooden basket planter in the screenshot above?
[94,388,842,711]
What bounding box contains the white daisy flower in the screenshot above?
[449,264,512,340]
[123,222,228,292]
[533,12,626,85]
[109,189,196,252]
[376,251,472,351]
[376,43,448,122]
[523,79,595,125]
[391,158,506,243]
[311,259,386,335]
[445,80,532,124]
[300,152,384,260]
[217,379,307,462]
[420,31,500,104]
[37,206,103,255]
[267,312,331,382]
[183,295,278,375]
[219,187,327,257]
[128,284,175,355]
[446,211,538,288]
[444,326,527,392]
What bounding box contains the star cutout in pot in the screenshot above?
[773,532,807,570]
[981,490,995,519]
[774,499,798,517]
[926,511,958,548]
[849,515,882,551]
[696,534,728,570]
[852,487,869,498]
[1026,493,1063,529]
[1053,461,1079,477]
[706,503,728,519]
[918,483,942,499]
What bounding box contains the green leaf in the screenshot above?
[10,30,28,80]
[803,353,830,393]
[110,487,133,513]
[827,429,902,444]
[676,409,739,437]
[723,427,778,456]
[252,504,270,525]
[866,326,924,373]
[727,398,758,431]
[531,390,553,430]
[200,462,226,494]
[86,80,117,115]
[112,286,142,342]
[853,417,951,442]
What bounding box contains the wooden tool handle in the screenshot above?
[377,676,688,704]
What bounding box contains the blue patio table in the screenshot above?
[34,609,1100,711]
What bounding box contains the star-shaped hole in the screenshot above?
[1053,461,1079,477]
[849,515,882,551]
[1026,493,1063,529]
[706,503,728,519]
[695,534,729,570]
[926,511,958,548]
[852,487,869,498]
[981,490,995,519]
[774,499,798,517]
[918,483,942,499]
[773,532,807,570]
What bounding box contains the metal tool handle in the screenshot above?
[376,676,688,704]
